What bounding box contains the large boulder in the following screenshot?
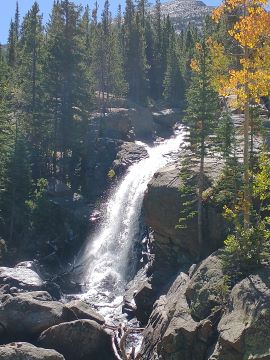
[209,268,270,360]
[0,291,66,339]
[152,108,182,137]
[100,106,155,140]
[63,300,105,325]
[140,272,214,360]
[38,320,113,360]
[101,109,133,140]
[0,342,65,360]
[0,265,43,292]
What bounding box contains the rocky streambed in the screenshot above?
[0,262,113,359]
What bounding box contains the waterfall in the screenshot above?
[81,127,184,318]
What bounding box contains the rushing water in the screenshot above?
[80,127,184,319]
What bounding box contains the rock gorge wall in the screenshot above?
[143,162,226,278]
[140,252,270,360]
[134,149,270,360]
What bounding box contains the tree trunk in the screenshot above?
[243,0,250,229]
[243,100,250,228]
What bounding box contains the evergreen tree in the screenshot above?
[16,2,45,178]
[163,33,185,106]
[7,21,16,67]
[123,0,148,103]
[14,1,20,42]
[180,39,219,252]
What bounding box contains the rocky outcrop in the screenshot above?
[185,251,225,320]
[143,162,225,283]
[153,0,214,32]
[140,252,270,360]
[113,141,148,175]
[0,342,65,360]
[141,272,215,360]
[38,320,113,360]
[209,268,270,360]
[152,108,183,136]
[124,159,226,326]
[85,137,148,200]
[92,106,155,141]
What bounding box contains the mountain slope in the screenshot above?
[156,0,214,31]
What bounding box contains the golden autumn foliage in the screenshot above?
[211,0,270,109]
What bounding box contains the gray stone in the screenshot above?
[209,268,270,360]
[0,291,65,338]
[113,141,148,174]
[0,266,43,292]
[134,280,156,325]
[141,272,214,360]
[0,342,65,360]
[38,320,113,360]
[185,251,225,320]
[63,300,105,325]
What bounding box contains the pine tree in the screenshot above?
[14,1,20,42]
[7,21,16,67]
[16,2,45,178]
[152,0,163,98]
[163,33,185,106]
[180,39,219,252]
[123,0,148,103]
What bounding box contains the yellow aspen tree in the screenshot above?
[211,0,270,228]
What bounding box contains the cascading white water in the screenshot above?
[81,127,184,318]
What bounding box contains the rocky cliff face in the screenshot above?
[124,158,226,325]
[152,0,214,32]
[140,251,270,360]
[143,160,226,287]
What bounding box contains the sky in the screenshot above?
[0,0,221,44]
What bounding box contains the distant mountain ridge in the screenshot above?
[152,0,214,31]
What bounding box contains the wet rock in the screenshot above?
[140,272,214,360]
[0,291,65,339]
[134,280,156,325]
[63,300,105,325]
[0,342,65,360]
[113,141,148,175]
[209,268,270,360]
[185,251,225,320]
[38,320,113,360]
[123,267,148,319]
